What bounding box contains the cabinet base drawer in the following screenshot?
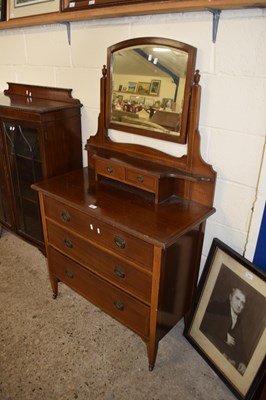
[48,247,150,338]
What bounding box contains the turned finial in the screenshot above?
[102,65,107,77]
[194,69,200,85]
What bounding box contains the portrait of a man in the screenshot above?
[199,264,266,376]
[200,286,247,374]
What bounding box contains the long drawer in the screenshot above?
[48,247,150,338]
[46,220,152,303]
[44,196,153,270]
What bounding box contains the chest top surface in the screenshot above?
[33,167,215,248]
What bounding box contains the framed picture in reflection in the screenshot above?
[150,80,161,96]
[136,82,150,96]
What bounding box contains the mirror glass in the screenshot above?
[106,38,196,144]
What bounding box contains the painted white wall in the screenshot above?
[0,9,265,271]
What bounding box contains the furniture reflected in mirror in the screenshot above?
[107,37,196,144]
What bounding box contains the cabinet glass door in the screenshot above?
[3,122,44,243]
[0,162,13,228]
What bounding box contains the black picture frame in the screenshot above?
[184,238,266,400]
[0,0,6,21]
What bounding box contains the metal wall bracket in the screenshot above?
[208,9,221,43]
[61,21,71,45]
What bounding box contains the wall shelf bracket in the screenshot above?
[61,21,71,45]
[208,9,221,43]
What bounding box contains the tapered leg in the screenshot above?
[147,339,159,371]
[49,273,59,299]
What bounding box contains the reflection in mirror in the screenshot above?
[107,38,196,144]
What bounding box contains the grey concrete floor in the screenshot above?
[0,230,236,400]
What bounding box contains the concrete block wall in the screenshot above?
[0,8,265,270]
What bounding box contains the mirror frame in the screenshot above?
[105,37,197,144]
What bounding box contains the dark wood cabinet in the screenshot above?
[0,83,83,250]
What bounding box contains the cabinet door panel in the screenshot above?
[0,162,13,228]
[3,122,44,243]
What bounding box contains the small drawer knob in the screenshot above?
[61,210,70,222]
[114,266,125,279]
[106,166,113,173]
[114,299,124,311]
[114,236,126,249]
[136,176,144,183]
[64,238,73,248]
[65,269,74,279]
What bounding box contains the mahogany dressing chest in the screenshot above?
[32,37,216,370]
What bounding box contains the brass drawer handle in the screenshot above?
[114,266,125,279]
[114,236,126,249]
[64,238,73,248]
[65,269,74,279]
[136,175,144,183]
[106,166,113,173]
[61,210,70,222]
[114,299,124,311]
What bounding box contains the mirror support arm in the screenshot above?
[208,9,221,44]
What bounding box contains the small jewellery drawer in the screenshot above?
[48,247,150,338]
[46,220,152,303]
[44,196,154,269]
[125,169,157,192]
[95,156,157,194]
[95,157,125,181]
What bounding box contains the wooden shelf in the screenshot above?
[0,1,265,31]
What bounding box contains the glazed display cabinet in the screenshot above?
[0,83,83,251]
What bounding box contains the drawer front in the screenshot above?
[95,157,125,181]
[48,247,150,338]
[44,196,154,269]
[126,169,157,192]
[46,220,152,303]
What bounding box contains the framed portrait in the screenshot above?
[149,80,161,96]
[136,82,150,96]
[184,238,266,400]
[9,0,60,19]
[0,0,7,21]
